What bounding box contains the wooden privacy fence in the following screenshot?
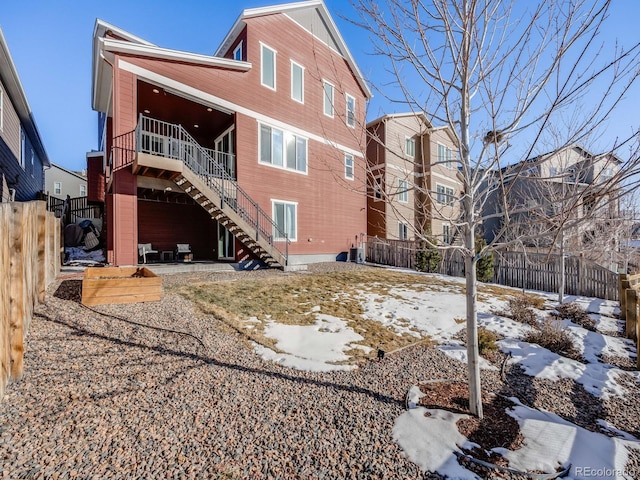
[366,238,619,300]
[0,201,60,398]
[619,273,640,369]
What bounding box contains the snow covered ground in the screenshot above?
[250,268,640,479]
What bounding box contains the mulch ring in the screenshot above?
[417,380,567,479]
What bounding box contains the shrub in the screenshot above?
[507,295,539,327]
[416,241,441,273]
[475,237,494,282]
[523,319,580,360]
[552,302,596,331]
[478,327,498,355]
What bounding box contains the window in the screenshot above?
[437,144,454,169]
[30,151,34,177]
[345,94,355,128]
[233,41,243,61]
[80,185,86,196]
[398,222,408,240]
[405,137,415,158]
[373,175,383,200]
[20,128,26,169]
[261,44,276,90]
[345,154,354,180]
[291,61,304,103]
[436,184,455,206]
[259,124,307,173]
[273,200,297,241]
[443,225,451,244]
[398,179,409,203]
[323,81,334,117]
[601,167,614,181]
[549,167,557,177]
[54,182,62,195]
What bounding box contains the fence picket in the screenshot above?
[366,238,619,300]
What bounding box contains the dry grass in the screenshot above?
[174,269,462,363]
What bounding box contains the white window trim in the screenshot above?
[443,224,451,244]
[436,183,455,206]
[405,136,415,158]
[373,175,383,201]
[398,222,408,240]
[437,143,455,169]
[20,128,26,170]
[80,184,86,196]
[271,198,298,242]
[344,154,354,180]
[260,42,277,91]
[323,80,334,118]
[290,60,304,104]
[398,179,408,203]
[345,93,356,128]
[258,122,309,175]
[54,182,62,195]
[233,41,243,61]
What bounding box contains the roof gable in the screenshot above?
[216,1,371,98]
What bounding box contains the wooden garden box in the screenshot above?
[81,267,162,306]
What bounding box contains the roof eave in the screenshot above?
[0,26,50,167]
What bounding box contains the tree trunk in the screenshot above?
[464,221,483,418]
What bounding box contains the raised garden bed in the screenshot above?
[81,267,162,306]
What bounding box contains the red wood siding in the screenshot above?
[86,155,105,203]
[111,68,138,266]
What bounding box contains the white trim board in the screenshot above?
[118,59,364,158]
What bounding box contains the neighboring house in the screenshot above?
[366,113,462,244]
[482,144,622,254]
[45,163,87,199]
[0,26,50,202]
[90,1,371,267]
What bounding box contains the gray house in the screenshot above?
[0,25,50,202]
[45,163,87,199]
[482,145,621,252]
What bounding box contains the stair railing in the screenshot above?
[136,114,289,265]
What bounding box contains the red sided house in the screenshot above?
[90,0,371,267]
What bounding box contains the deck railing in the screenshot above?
[135,115,289,265]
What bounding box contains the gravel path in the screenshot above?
[0,263,636,479]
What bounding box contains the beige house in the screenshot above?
[366,113,462,244]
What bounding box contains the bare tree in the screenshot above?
[353,0,640,418]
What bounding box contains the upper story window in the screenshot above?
[80,184,86,196]
[323,81,334,117]
[291,61,304,104]
[345,154,354,180]
[437,143,455,169]
[443,224,451,244]
[373,175,383,201]
[405,137,415,158]
[261,43,276,90]
[398,179,408,203]
[54,182,62,195]
[259,123,307,174]
[233,41,243,61]
[346,94,356,128]
[436,184,455,206]
[30,151,34,177]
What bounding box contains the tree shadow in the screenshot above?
[33,310,404,409]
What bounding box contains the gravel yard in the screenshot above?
[1,263,638,479]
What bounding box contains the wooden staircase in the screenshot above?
[132,115,289,268]
[175,168,287,268]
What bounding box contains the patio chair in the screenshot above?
[138,243,158,264]
[176,243,192,262]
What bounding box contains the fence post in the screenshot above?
[620,274,630,321]
[625,288,638,341]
